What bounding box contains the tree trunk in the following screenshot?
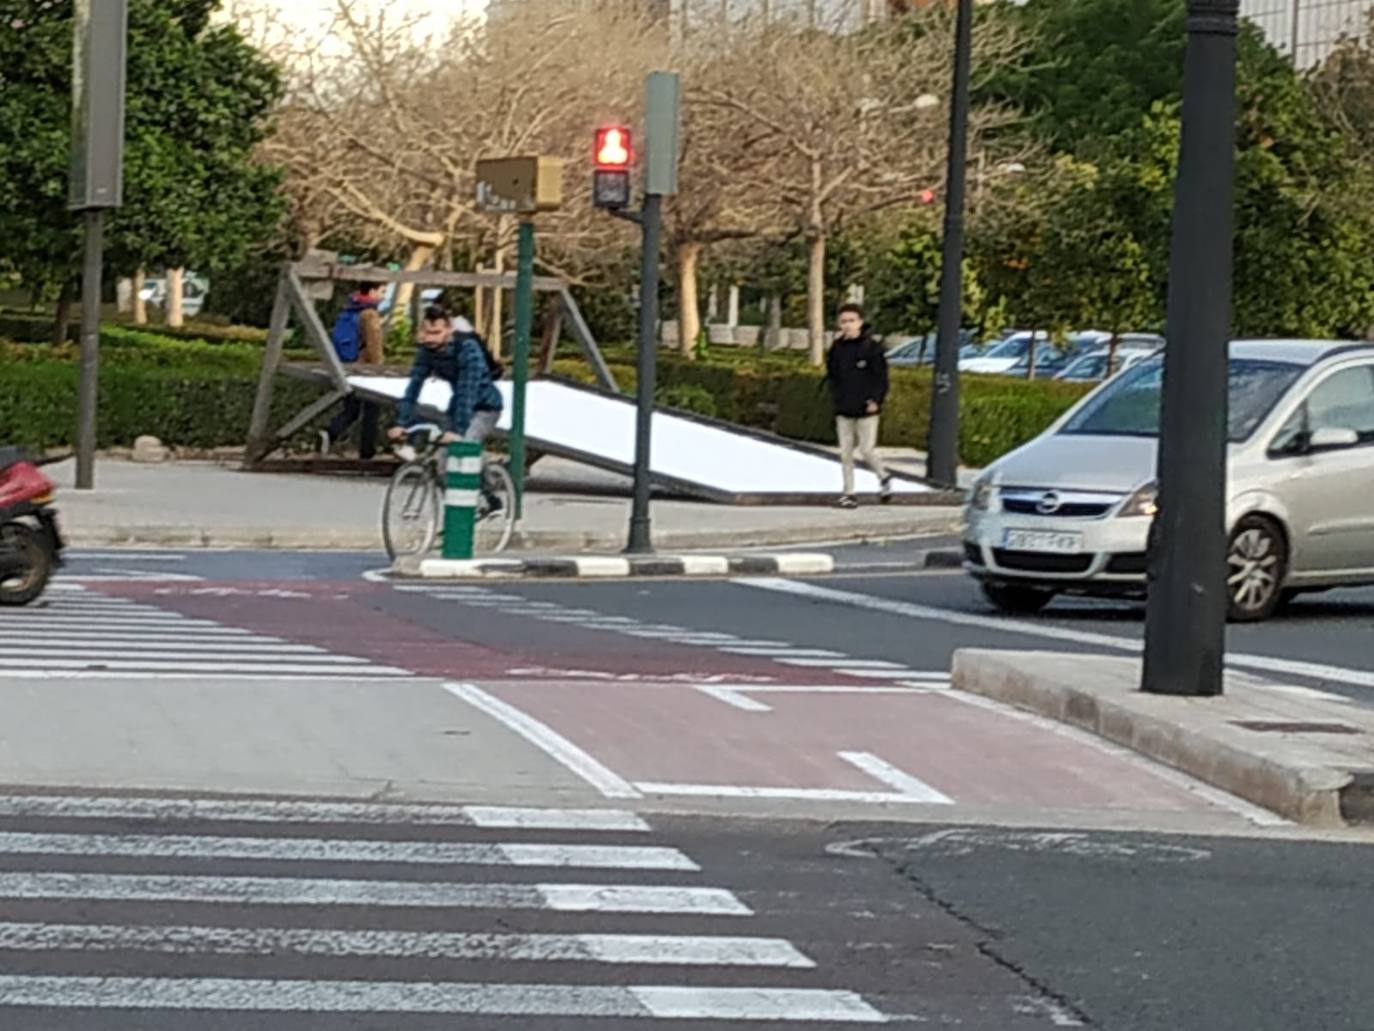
[52,282,74,346]
[727,284,740,328]
[678,240,703,358]
[116,277,134,314]
[166,267,185,328]
[766,294,782,351]
[807,233,826,366]
[489,245,505,359]
[132,268,148,325]
[1107,332,1121,377]
[393,242,437,334]
[1026,329,1038,380]
[473,261,486,337]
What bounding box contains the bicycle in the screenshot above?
[382,423,516,560]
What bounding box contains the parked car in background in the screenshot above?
[139,272,209,318]
[963,340,1374,622]
[960,331,1112,375]
[1054,337,1165,382]
[885,330,977,368]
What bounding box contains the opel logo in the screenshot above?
[1036,491,1063,515]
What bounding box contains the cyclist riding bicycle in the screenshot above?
[388,304,505,504]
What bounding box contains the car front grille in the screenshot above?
[992,549,1094,574]
[1105,552,1149,575]
[1001,498,1114,517]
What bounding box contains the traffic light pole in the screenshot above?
[1142,0,1240,697]
[626,192,662,554]
[926,0,973,490]
[510,217,535,520]
[75,209,104,490]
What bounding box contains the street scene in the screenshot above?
[5,0,1374,1028]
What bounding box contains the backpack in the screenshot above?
[329,305,363,363]
[456,330,503,381]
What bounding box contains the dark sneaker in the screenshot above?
[481,490,503,516]
[836,494,858,509]
[879,475,894,503]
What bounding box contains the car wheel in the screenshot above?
[981,582,1056,615]
[1227,516,1288,623]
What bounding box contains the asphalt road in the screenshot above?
[5,547,1373,1028]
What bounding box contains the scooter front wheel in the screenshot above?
[0,522,53,606]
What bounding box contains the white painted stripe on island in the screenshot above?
[767,554,836,576]
[676,555,731,576]
[0,832,696,871]
[0,658,405,675]
[837,752,955,805]
[443,682,641,799]
[635,782,923,805]
[775,658,908,669]
[571,557,633,577]
[0,873,745,914]
[0,978,880,1021]
[696,686,773,712]
[0,922,812,967]
[0,795,645,830]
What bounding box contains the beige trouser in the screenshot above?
[836,415,887,494]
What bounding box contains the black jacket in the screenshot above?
[825,329,889,418]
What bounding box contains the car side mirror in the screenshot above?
[1308,426,1360,451]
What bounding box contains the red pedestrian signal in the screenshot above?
[595,126,632,169]
[919,188,936,205]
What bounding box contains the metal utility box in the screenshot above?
[475,156,565,214]
[69,0,128,211]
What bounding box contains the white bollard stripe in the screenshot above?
[0,795,648,830]
[0,873,749,915]
[0,922,813,967]
[444,489,480,508]
[0,831,697,871]
[0,978,883,1021]
[446,456,484,475]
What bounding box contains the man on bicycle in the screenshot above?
[389,304,504,447]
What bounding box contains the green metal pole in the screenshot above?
[511,218,535,520]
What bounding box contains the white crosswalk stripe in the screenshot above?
[0,793,891,1024]
[0,589,408,678]
[402,584,949,688]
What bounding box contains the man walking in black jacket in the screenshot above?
[825,303,892,508]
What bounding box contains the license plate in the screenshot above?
[1002,529,1083,554]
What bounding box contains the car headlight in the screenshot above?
[969,476,995,511]
[1119,481,1158,518]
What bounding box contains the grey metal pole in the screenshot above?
[926,0,973,489]
[1142,0,1240,697]
[75,209,104,490]
[626,192,663,555]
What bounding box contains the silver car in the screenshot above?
[963,340,1374,621]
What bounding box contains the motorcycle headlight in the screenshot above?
[1119,481,1158,518]
[969,476,995,511]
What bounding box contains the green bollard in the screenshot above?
[442,441,482,560]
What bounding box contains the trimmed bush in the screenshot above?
[655,383,719,418]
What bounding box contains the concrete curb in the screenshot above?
[953,649,1374,827]
[404,552,836,581]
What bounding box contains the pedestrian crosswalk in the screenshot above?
[0,793,890,1024]
[395,583,951,687]
[0,587,409,679]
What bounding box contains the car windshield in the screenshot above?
[1059,356,1305,442]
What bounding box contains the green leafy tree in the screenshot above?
[0,0,284,335]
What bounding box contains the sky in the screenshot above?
[221,0,485,57]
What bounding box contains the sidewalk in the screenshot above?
[51,457,964,552]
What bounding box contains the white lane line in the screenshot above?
[1251,684,1349,703]
[837,751,955,805]
[0,874,747,915]
[0,979,881,1022]
[0,795,648,830]
[718,647,847,658]
[0,639,326,654]
[0,658,406,675]
[0,922,813,968]
[66,552,188,561]
[775,658,908,669]
[741,577,1374,691]
[0,671,420,682]
[0,647,354,663]
[696,686,773,712]
[0,832,696,871]
[464,807,650,832]
[443,682,640,799]
[734,684,946,695]
[0,626,256,639]
[830,668,938,680]
[0,618,251,633]
[634,782,923,805]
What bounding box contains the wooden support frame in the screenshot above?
[244,259,617,467]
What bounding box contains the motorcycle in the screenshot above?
[0,448,64,605]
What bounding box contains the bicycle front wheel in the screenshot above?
[382,463,441,561]
[476,462,517,554]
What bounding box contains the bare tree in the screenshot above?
[692,12,1022,364]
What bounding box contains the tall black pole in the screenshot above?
[75,209,104,490]
[1141,0,1239,697]
[626,192,662,554]
[926,0,972,489]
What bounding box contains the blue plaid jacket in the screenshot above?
[396,335,503,435]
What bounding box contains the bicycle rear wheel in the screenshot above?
[476,462,517,554]
[382,463,441,561]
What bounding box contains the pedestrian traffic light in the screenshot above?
[592,125,632,210]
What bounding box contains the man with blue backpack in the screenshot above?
[318,282,385,459]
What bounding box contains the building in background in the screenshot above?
[1242,0,1372,66]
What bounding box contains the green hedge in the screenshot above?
[0,310,271,347]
